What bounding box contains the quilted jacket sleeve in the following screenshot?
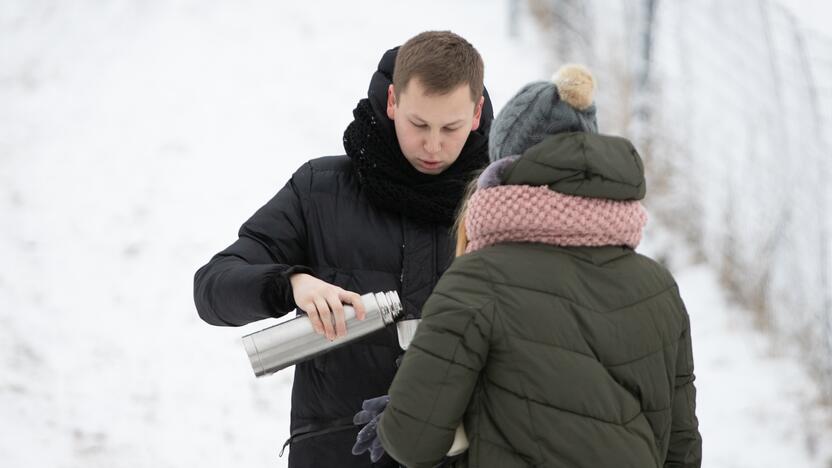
[665,306,703,467]
[193,163,314,326]
[378,254,495,468]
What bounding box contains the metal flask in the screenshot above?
[242,290,402,378]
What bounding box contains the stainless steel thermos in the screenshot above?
[242,290,402,377]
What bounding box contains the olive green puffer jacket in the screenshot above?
[377,133,701,468]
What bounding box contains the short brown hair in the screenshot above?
[393,31,484,102]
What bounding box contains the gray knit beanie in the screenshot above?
[489,64,598,162]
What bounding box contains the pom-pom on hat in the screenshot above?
[489,64,598,162]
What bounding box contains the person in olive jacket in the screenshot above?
[193,31,493,468]
[375,65,702,467]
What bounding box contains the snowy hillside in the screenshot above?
[1,1,830,467]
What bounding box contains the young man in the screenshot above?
[193,31,493,468]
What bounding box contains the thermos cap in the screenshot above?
[374,290,403,324]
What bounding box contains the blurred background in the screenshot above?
[1,0,831,466]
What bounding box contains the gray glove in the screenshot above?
[351,395,390,463]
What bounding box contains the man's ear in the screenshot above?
[386,84,396,120]
[471,96,485,131]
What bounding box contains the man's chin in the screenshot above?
[415,166,445,175]
[412,161,446,174]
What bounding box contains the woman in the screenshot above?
[357,65,702,468]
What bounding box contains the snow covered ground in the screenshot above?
[676,266,831,467]
[1,1,830,467]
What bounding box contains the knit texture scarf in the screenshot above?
[465,185,647,253]
[343,99,489,225]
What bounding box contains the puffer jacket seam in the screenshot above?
[498,316,680,369]
[298,161,314,202]
[501,321,683,368]
[518,154,645,190]
[409,341,485,373]
[503,332,595,361]
[643,406,672,413]
[429,290,493,311]
[523,392,547,463]
[473,255,501,345]
[487,280,678,315]
[305,265,400,275]
[497,334,675,411]
[484,374,640,427]
[387,405,457,432]
[606,336,683,368]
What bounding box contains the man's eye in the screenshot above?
[443,127,460,132]
[412,122,427,128]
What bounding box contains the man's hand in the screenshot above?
[289,273,366,340]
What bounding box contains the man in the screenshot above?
[193,31,493,467]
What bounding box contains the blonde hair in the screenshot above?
[453,175,481,257]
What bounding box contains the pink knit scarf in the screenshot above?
[464,185,648,253]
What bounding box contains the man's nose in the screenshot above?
[424,131,441,154]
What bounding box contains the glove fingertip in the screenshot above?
[370,444,385,463]
[371,435,383,449]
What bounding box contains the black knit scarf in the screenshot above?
[343,98,489,225]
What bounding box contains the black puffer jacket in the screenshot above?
[193,50,493,468]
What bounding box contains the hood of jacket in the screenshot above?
[502,132,646,200]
